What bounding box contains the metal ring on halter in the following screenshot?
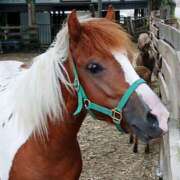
[112,109,122,124]
[84,99,91,109]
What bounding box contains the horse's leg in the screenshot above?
[133,136,138,153]
[129,134,134,144]
[145,143,150,154]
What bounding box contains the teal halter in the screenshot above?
[72,62,145,133]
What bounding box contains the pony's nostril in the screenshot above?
[147,112,159,128]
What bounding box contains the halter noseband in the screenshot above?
[72,61,145,133]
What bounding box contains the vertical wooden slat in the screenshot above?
[151,11,180,180]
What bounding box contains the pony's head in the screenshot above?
[66,10,169,143]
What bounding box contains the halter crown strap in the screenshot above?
[72,62,145,132]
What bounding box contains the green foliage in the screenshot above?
[161,0,176,6]
[160,0,176,17]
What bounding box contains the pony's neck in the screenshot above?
[9,88,86,179]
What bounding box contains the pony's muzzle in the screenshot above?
[132,112,162,141]
[123,94,163,143]
[146,113,159,130]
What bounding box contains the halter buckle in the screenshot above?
[84,99,91,109]
[112,109,122,124]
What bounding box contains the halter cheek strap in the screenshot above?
[73,62,145,133]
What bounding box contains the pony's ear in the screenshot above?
[68,10,81,42]
[105,5,115,21]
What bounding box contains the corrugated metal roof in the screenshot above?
[0,0,147,3]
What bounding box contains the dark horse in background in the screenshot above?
[0,8,169,180]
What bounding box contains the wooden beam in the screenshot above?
[98,0,102,17]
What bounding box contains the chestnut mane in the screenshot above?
[81,19,136,61]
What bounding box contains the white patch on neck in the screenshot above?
[113,52,169,132]
[0,61,30,180]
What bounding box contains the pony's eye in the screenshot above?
[86,62,104,74]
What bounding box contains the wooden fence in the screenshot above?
[0,24,52,52]
[150,12,180,180]
[124,16,148,39]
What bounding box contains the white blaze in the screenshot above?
[113,52,169,132]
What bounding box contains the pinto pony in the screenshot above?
[0,10,169,180]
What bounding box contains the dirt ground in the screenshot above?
[0,53,160,180]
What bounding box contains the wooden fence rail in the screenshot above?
[150,12,180,180]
